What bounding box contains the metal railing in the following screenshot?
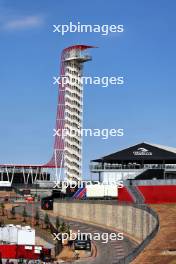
[90,163,176,171]
[132,179,176,186]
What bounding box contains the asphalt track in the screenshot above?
[15,203,136,264]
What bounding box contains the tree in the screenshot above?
[0,204,5,216]
[55,216,60,231]
[60,221,70,234]
[59,222,70,245]
[66,224,70,236]
[22,207,28,222]
[44,213,50,229]
[59,221,66,233]
[0,218,4,227]
[35,209,40,226]
[11,207,16,219]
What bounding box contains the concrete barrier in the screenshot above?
[53,200,158,243]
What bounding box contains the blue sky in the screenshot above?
[0,0,176,178]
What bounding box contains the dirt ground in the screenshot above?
[132,204,176,264]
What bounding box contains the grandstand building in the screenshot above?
[90,142,176,203]
[90,142,176,182]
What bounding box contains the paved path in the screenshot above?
[15,203,136,264]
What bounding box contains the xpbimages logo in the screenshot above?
[53,21,124,36]
[53,75,124,88]
[53,230,124,244]
[53,128,124,140]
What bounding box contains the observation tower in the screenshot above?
[45,45,94,181]
[0,45,94,185]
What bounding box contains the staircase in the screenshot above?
[127,185,144,204]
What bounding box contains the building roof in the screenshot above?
[148,142,176,154]
[63,45,96,52]
[92,142,176,163]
